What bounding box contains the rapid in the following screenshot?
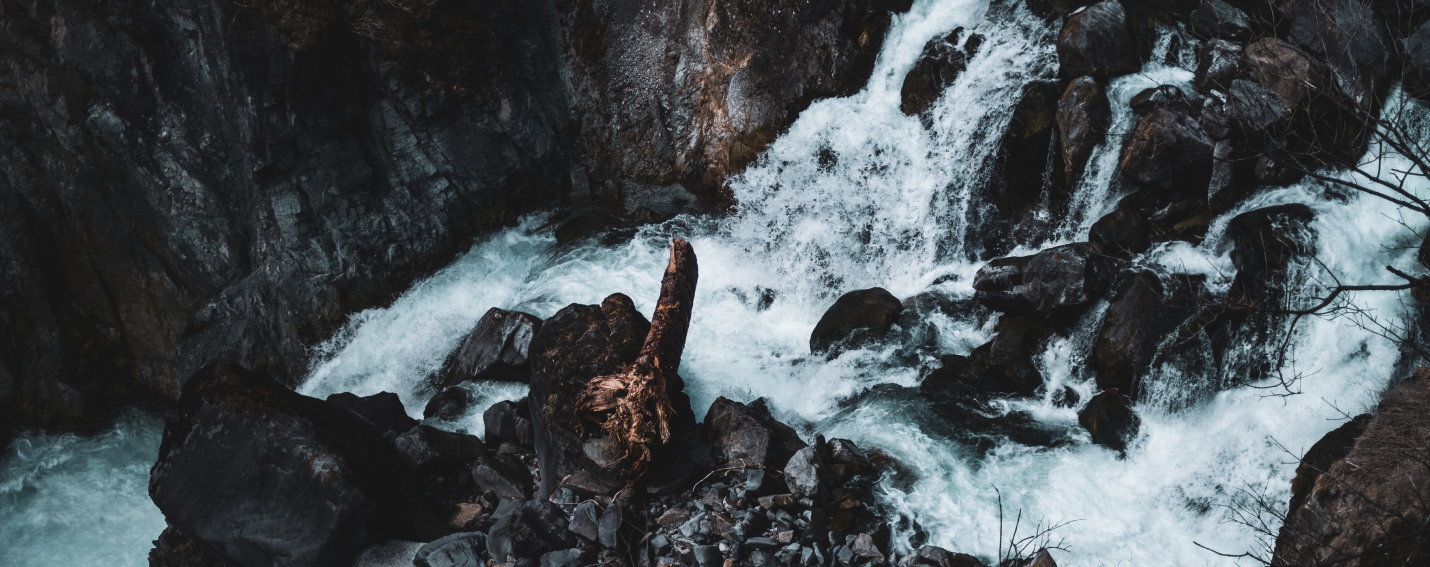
[4,0,1426,565]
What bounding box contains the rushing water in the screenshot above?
[5,0,1428,565]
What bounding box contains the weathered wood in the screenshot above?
[575,238,699,478]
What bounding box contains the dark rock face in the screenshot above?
[1019,243,1117,316]
[1092,271,1199,394]
[1194,39,1247,93]
[1286,413,1371,517]
[1078,390,1139,451]
[1057,1,1144,80]
[1245,38,1333,113]
[149,361,410,567]
[438,308,544,388]
[149,526,228,567]
[415,532,488,567]
[810,288,905,354]
[964,316,1053,397]
[973,80,1064,258]
[1190,0,1252,41]
[1283,0,1391,112]
[1273,368,1430,567]
[1089,199,1153,257]
[901,29,978,116]
[1226,204,1317,309]
[561,0,913,198]
[0,0,577,437]
[1119,107,1215,191]
[704,397,808,469]
[1056,76,1112,183]
[328,391,419,439]
[1404,20,1430,101]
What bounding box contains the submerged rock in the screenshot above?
[810,288,905,355]
[437,308,544,388]
[149,361,410,567]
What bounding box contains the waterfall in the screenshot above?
[4,0,1427,565]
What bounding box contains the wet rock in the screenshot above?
[1226,204,1317,308]
[1190,0,1252,41]
[966,316,1053,398]
[485,400,521,445]
[540,549,588,567]
[438,308,543,388]
[1120,107,1216,191]
[486,499,576,562]
[1129,85,1192,116]
[896,293,990,357]
[1026,0,1095,19]
[1245,38,1333,113]
[851,533,885,562]
[1078,390,1140,451]
[1193,39,1246,93]
[824,439,874,483]
[1404,21,1430,101]
[352,540,426,567]
[148,526,227,567]
[1056,76,1112,183]
[897,545,987,567]
[1283,0,1391,112]
[1254,155,1305,186]
[414,532,488,567]
[327,391,419,439]
[810,288,905,355]
[1056,1,1144,80]
[554,211,624,245]
[901,29,974,116]
[424,386,477,422]
[395,425,486,472]
[1092,271,1200,395]
[149,362,410,567]
[694,545,723,567]
[705,397,808,469]
[1025,548,1058,567]
[1208,139,1250,211]
[973,255,1036,313]
[1019,243,1117,316]
[1273,368,1430,567]
[784,446,830,503]
[471,453,534,500]
[1224,79,1292,137]
[1287,414,1371,516]
[1089,197,1153,257]
[974,81,1065,258]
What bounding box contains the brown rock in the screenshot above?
[1056,76,1111,183]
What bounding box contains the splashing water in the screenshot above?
[7,0,1429,565]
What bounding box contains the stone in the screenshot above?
[484,400,521,445]
[438,308,544,388]
[1092,271,1200,394]
[1193,39,1246,93]
[972,255,1036,313]
[1254,155,1305,186]
[394,424,486,472]
[824,438,874,482]
[744,537,782,551]
[810,288,905,354]
[1089,198,1152,257]
[352,540,426,567]
[749,550,776,567]
[657,506,692,528]
[1025,549,1057,567]
[486,499,576,562]
[1078,390,1140,451]
[1129,85,1191,116]
[148,527,227,567]
[1119,108,1215,191]
[901,29,976,116]
[758,494,798,509]
[1190,0,1252,41]
[1057,1,1144,79]
[598,504,624,549]
[446,503,484,531]
[704,397,809,469]
[1226,204,1317,308]
[897,545,987,567]
[1207,139,1248,211]
[471,453,534,500]
[1283,0,1391,112]
[568,501,601,541]
[415,532,488,567]
[1404,20,1430,101]
[1245,38,1332,113]
[424,386,477,422]
[540,549,588,567]
[784,446,829,503]
[695,545,724,567]
[1018,243,1116,316]
[851,534,884,562]
[149,362,409,567]
[1287,414,1371,516]
[973,80,1065,258]
[326,392,419,438]
[1223,79,1291,136]
[1056,76,1111,183]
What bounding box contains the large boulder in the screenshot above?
[1092,271,1200,394]
[1226,204,1317,309]
[1272,368,1430,567]
[1119,107,1216,191]
[810,288,905,354]
[1089,196,1153,257]
[149,361,410,567]
[1056,76,1112,184]
[1056,1,1145,80]
[972,243,1116,317]
[326,391,419,440]
[1078,390,1139,451]
[1193,39,1247,93]
[704,397,808,469]
[1190,0,1253,41]
[1287,414,1371,516]
[1245,38,1333,113]
[1283,0,1391,111]
[901,29,979,116]
[438,308,543,388]
[972,80,1065,258]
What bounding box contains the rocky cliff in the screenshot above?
[0,0,910,439]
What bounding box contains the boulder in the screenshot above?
[897,545,987,567]
[1272,368,1430,567]
[423,386,477,422]
[540,549,589,567]
[1089,197,1153,257]
[568,501,601,541]
[965,316,1053,397]
[1287,414,1371,516]
[1092,271,1200,395]
[1078,390,1139,451]
[1056,76,1112,183]
[972,80,1065,258]
[1403,20,1430,101]
[149,361,410,567]
[486,499,576,562]
[901,29,974,116]
[414,532,488,567]
[1208,139,1251,210]
[810,288,905,354]
[148,527,228,567]
[597,503,624,549]
[327,391,419,439]
[1226,204,1317,308]
[973,255,1036,313]
[784,446,830,502]
[1056,1,1144,80]
[1245,38,1332,113]
[484,400,521,445]
[704,397,809,469]
[1119,107,1215,191]
[1193,39,1246,93]
[1283,0,1391,111]
[437,308,543,388]
[1129,85,1192,116]
[1223,79,1292,136]
[470,453,534,500]
[1254,155,1305,186]
[1019,243,1117,316]
[393,424,486,472]
[1190,0,1252,41]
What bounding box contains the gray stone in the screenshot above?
[568,501,600,542]
[851,533,884,563]
[539,549,588,567]
[749,550,776,567]
[598,504,624,549]
[415,532,488,567]
[694,545,723,567]
[471,453,534,500]
[784,446,827,502]
[744,537,781,551]
[484,400,520,445]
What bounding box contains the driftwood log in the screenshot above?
[575,238,699,478]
